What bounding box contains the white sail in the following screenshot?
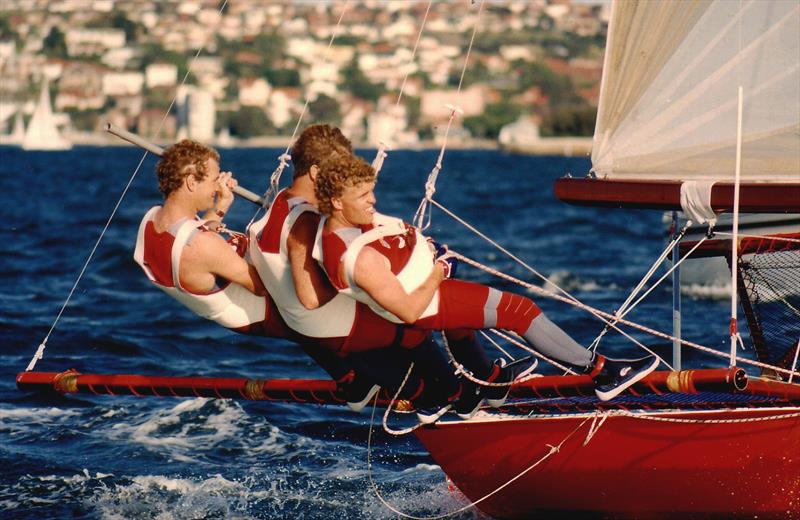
[22,79,72,151]
[592,0,800,182]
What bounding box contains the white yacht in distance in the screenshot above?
[22,79,72,151]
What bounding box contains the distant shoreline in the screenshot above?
[9,132,592,157]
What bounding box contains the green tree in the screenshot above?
[110,11,140,43]
[265,68,300,88]
[448,59,491,88]
[0,15,20,45]
[405,96,421,128]
[218,33,286,79]
[144,87,175,112]
[66,108,101,132]
[230,106,274,138]
[515,61,573,102]
[42,27,68,58]
[308,94,341,125]
[339,54,384,103]
[541,105,597,137]
[85,11,140,42]
[463,100,520,139]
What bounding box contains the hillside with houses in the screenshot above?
[0,0,607,150]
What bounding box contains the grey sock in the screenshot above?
[523,313,593,367]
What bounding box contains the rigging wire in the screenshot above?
[366,401,591,520]
[588,230,712,355]
[453,249,797,378]
[250,0,353,228]
[413,0,485,231]
[372,0,434,176]
[26,0,230,372]
[730,85,745,366]
[424,197,670,365]
[588,221,693,351]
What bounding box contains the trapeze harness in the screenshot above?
[134,206,287,336]
[249,191,426,353]
[317,214,543,335]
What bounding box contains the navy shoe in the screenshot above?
[453,380,484,420]
[416,403,452,424]
[592,355,659,401]
[485,356,538,408]
[344,383,381,412]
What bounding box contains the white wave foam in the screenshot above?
[0,406,81,421]
[681,283,731,300]
[360,473,490,520]
[399,463,442,475]
[0,406,81,436]
[1,470,113,513]
[90,474,257,520]
[108,398,247,463]
[539,270,613,294]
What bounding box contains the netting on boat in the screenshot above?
[738,237,800,372]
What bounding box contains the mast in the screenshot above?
[729,86,744,366]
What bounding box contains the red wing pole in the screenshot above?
[17,368,800,406]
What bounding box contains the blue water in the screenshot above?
[0,146,736,519]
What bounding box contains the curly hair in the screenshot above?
[314,151,376,216]
[291,124,352,180]
[155,140,220,196]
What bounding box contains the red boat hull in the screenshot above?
[415,408,800,519]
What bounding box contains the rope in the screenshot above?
[422,196,800,374]
[582,412,609,446]
[425,198,670,368]
[478,329,514,360]
[440,331,538,389]
[381,361,423,437]
[26,0,230,372]
[413,0,485,230]
[488,329,577,374]
[372,0,433,177]
[586,231,710,361]
[789,338,800,384]
[618,408,800,424]
[452,250,794,378]
[367,399,591,519]
[589,221,693,351]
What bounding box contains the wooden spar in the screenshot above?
[16,368,800,405]
[511,367,748,399]
[16,369,349,405]
[554,177,800,213]
[104,123,266,206]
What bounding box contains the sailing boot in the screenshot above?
[406,336,461,424]
[484,356,538,408]
[589,354,660,401]
[336,370,381,412]
[452,375,484,420]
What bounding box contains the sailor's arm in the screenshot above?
[287,212,338,309]
[182,232,267,296]
[353,247,445,324]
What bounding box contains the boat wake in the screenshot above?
[681,282,731,301]
[540,269,615,294]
